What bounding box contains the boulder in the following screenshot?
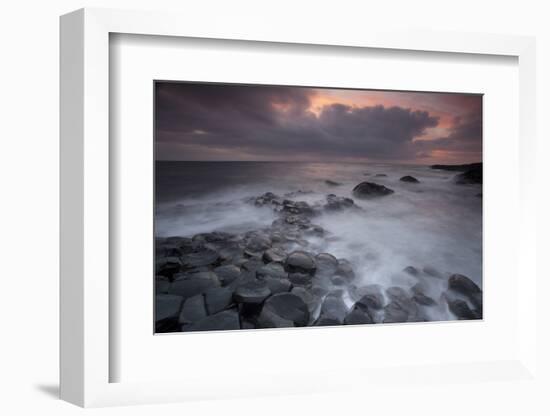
[245,234,272,254]
[411,283,437,306]
[155,256,181,279]
[178,294,208,325]
[183,308,241,332]
[155,294,183,321]
[262,247,287,264]
[448,274,481,297]
[383,286,419,323]
[257,262,287,280]
[455,164,482,184]
[317,293,349,324]
[403,266,420,276]
[447,298,480,320]
[335,258,355,280]
[180,249,220,269]
[325,180,342,186]
[353,285,385,310]
[168,274,220,300]
[353,182,394,199]
[204,287,234,315]
[213,264,241,286]
[323,194,356,212]
[344,303,374,325]
[374,174,387,177]
[233,280,271,304]
[288,272,313,286]
[257,293,310,327]
[285,251,316,275]
[291,287,322,317]
[315,253,339,276]
[400,175,420,183]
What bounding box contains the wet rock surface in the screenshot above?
[155,189,482,332]
[400,175,420,183]
[352,182,394,198]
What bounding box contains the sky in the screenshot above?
[155,82,482,164]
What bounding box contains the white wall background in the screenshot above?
[0,0,548,414]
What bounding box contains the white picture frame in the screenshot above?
[60,7,538,408]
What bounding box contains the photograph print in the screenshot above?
[154,81,483,333]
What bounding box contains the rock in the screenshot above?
[314,317,342,326]
[383,286,419,323]
[183,308,241,332]
[253,191,282,207]
[315,253,338,276]
[352,182,394,199]
[213,265,241,286]
[403,266,420,276]
[423,266,443,278]
[155,294,183,321]
[413,292,437,306]
[325,180,342,186]
[168,274,220,300]
[262,247,287,264]
[330,276,347,286]
[288,272,313,286]
[245,234,272,254]
[285,251,316,275]
[204,287,234,315]
[353,285,384,310]
[448,274,481,296]
[447,299,480,320]
[233,280,271,304]
[374,174,387,177]
[400,175,420,183]
[281,199,315,216]
[155,256,181,279]
[241,258,265,273]
[291,287,322,317]
[317,293,349,324]
[155,276,171,294]
[411,283,437,306]
[257,262,287,280]
[180,249,220,269]
[263,277,292,294]
[344,303,374,325]
[178,294,208,325]
[455,164,482,184]
[335,258,355,280]
[323,194,356,212]
[258,293,310,327]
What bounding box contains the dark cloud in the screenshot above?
[155,82,480,163]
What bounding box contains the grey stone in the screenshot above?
[352,182,394,199]
[233,280,271,304]
[285,251,316,275]
[155,294,183,321]
[213,264,241,286]
[178,294,208,325]
[204,287,234,315]
[183,309,241,332]
[262,247,287,264]
[258,293,310,327]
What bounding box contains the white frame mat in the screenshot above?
[60,8,538,408]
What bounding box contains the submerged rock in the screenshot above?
[323,194,356,212]
[325,180,342,186]
[352,182,394,199]
[315,253,338,276]
[344,301,374,325]
[400,175,420,183]
[352,285,385,310]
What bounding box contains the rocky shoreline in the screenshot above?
[156,171,483,333]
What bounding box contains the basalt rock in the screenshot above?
[400,175,420,183]
[352,182,394,199]
[182,308,241,332]
[257,293,310,328]
[285,251,317,275]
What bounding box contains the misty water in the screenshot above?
[156,161,482,322]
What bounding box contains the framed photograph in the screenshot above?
[60,8,538,408]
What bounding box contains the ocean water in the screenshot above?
[155,161,482,319]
